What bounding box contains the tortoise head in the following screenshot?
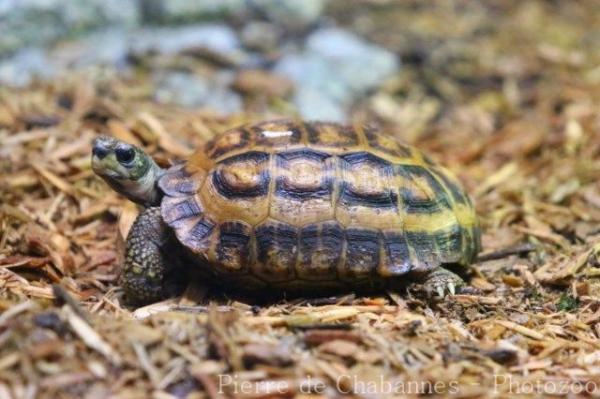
[92,136,163,206]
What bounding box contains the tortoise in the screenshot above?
[91,119,481,305]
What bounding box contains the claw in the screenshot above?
[448,282,456,295]
[436,286,445,298]
[414,268,465,300]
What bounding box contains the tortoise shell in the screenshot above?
[158,120,480,291]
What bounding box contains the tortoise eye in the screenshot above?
[116,147,135,165]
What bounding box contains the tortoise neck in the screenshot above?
[139,161,165,207]
[114,159,164,208]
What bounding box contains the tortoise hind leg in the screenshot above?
[418,267,464,298]
[121,207,185,305]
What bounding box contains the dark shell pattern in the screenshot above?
[158,120,481,290]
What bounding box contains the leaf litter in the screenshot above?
[1,1,600,398]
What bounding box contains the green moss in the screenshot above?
[557,293,579,312]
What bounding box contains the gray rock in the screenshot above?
[0,48,56,87]
[294,86,348,123]
[154,71,243,114]
[250,0,327,29]
[0,0,139,55]
[240,22,280,52]
[274,53,348,98]
[139,0,327,28]
[139,0,246,24]
[306,28,399,93]
[274,28,400,122]
[51,29,130,69]
[130,24,240,57]
[274,53,349,121]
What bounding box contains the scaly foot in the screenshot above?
[419,267,465,298]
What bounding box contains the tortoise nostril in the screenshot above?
[92,142,110,159]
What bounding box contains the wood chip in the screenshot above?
[495,320,545,340]
[31,163,76,196]
[62,305,121,366]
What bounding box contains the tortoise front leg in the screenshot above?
[120,207,184,305]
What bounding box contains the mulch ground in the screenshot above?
[1,1,600,398]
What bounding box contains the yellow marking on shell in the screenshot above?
[344,160,391,194]
[271,198,335,227]
[454,203,478,227]
[199,172,270,226]
[266,148,277,222]
[334,156,402,229]
[404,209,455,232]
[269,157,335,226]
[425,164,479,229]
[370,149,426,166]
[408,173,437,201]
[335,207,403,230]
[284,159,324,187]
[220,162,263,190]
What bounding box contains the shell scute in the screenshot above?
[296,222,342,280]
[212,151,270,199]
[305,121,359,148]
[336,152,401,229]
[161,194,203,226]
[253,220,298,282]
[379,231,412,276]
[397,165,452,214]
[214,221,252,271]
[341,228,380,280]
[158,164,204,197]
[271,149,335,226]
[181,216,217,253]
[199,151,270,225]
[363,125,412,159]
[205,128,251,160]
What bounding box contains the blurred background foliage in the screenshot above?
[1,0,597,133]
